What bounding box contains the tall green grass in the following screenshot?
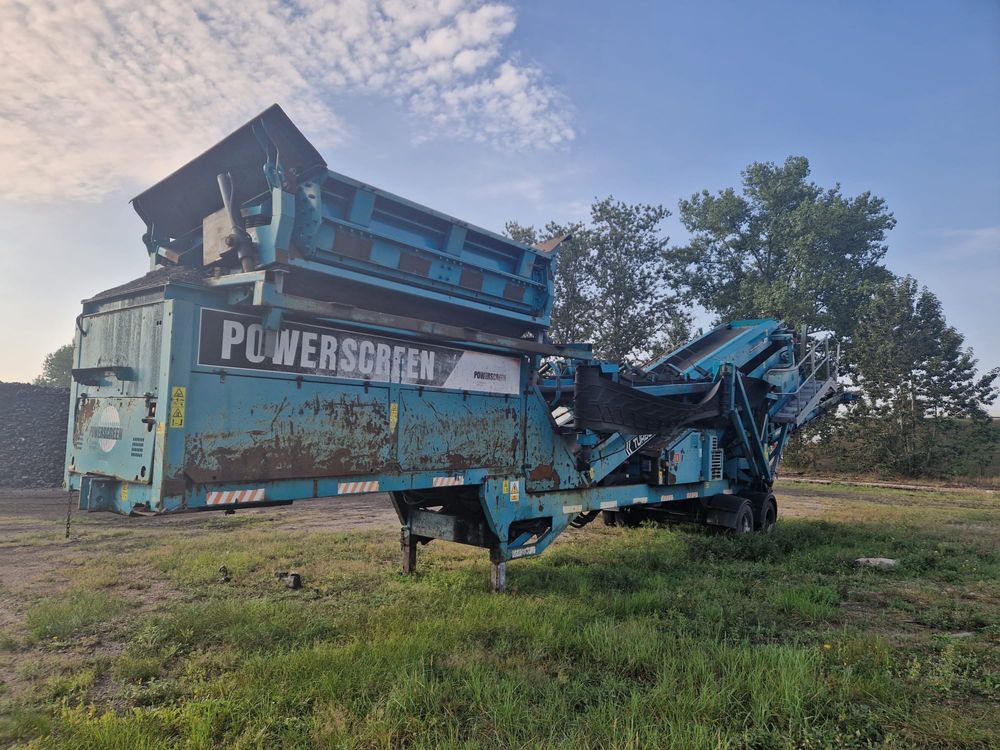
[3,507,998,749]
[25,590,125,642]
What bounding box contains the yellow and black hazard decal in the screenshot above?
[169,386,186,428]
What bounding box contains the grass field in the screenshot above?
[0,482,998,749]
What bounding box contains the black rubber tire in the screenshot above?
[730,502,755,536]
[758,498,777,533]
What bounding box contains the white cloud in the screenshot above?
[0,0,574,201]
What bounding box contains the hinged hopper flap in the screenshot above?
[131,104,326,241]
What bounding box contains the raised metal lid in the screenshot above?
[131,104,326,239]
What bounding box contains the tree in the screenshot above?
[842,276,998,477]
[676,156,895,338]
[507,198,689,363]
[505,220,591,345]
[34,343,74,388]
[587,197,689,363]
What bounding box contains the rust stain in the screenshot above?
[528,463,560,488]
[396,395,520,473]
[446,453,470,469]
[161,477,186,496]
[185,394,390,483]
[73,398,99,444]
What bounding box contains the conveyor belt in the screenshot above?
[650,325,746,376]
[574,365,724,433]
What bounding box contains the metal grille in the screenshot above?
[709,435,723,481]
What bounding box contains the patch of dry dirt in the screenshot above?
[0,488,402,702]
[0,489,398,630]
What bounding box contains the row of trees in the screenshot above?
[506,156,998,479]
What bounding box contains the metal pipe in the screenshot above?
[216,172,256,272]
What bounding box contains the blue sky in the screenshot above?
[1,0,997,411]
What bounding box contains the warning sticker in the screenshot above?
[170,386,186,428]
[389,402,398,432]
[509,480,520,502]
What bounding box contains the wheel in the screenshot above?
[731,501,754,536]
[758,498,777,533]
[752,493,778,532]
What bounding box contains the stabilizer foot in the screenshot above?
[489,548,506,593]
[401,529,417,575]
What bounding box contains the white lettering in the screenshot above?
[391,346,406,383]
[273,329,300,366]
[419,350,435,380]
[340,338,358,371]
[625,434,655,456]
[206,315,513,395]
[245,324,265,364]
[221,320,245,360]
[299,332,318,368]
[318,335,338,371]
[375,343,392,378]
[406,348,420,380]
[358,340,376,376]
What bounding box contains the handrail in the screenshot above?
[774,334,837,399]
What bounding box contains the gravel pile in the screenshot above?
[0,382,70,488]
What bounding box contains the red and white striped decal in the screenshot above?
[338,480,380,494]
[432,476,465,487]
[206,488,266,505]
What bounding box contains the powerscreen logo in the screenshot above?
[89,405,122,452]
[197,309,521,395]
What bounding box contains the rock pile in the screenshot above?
[0,382,70,487]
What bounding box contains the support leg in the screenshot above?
[401,528,417,575]
[489,547,506,593]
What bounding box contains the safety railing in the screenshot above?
[774,333,838,400]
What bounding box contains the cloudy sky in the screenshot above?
[1,0,997,406]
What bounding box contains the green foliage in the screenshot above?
[768,584,840,622]
[676,155,895,338]
[25,590,125,642]
[6,487,999,749]
[785,416,1000,482]
[587,197,690,362]
[0,707,51,745]
[506,197,689,363]
[33,342,74,388]
[505,219,591,345]
[954,417,1000,479]
[836,276,999,478]
[511,161,995,482]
